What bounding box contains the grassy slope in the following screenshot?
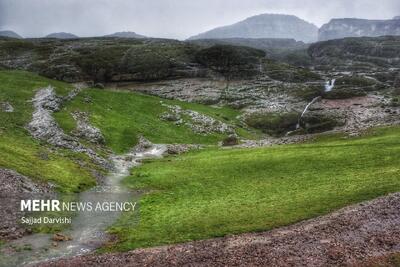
[0,71,96,192]
[107,127,400,251]
[55,89,255,154]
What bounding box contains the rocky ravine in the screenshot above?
[36,193,400,267]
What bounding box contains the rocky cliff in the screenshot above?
[189,14,318,43]
[319,18,400,41]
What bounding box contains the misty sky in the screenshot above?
[1,0,399,39]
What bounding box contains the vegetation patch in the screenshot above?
[300,113,343,133]
[105,126,400,251]
[195,45,265,79]
[263,59,320,83]
[244,111,299,136]
[0,71,99,192]
[55,88,255,154]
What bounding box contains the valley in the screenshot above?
[0,9,399,266]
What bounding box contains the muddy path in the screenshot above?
[37,193,400,267]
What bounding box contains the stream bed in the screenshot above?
[0,144,166,267]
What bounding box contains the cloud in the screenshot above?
[0,0,399,39]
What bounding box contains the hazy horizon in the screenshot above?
[1,0,399,39]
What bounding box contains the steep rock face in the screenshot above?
[309,36,400,71]
[0,30,22,39]
[319,18,400,41]
[189,14,318,43]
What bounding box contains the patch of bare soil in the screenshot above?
[0,169,52,240]
[37,193,400,267]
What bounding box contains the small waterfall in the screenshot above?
[324,79,336,92]
[296,96,321,129]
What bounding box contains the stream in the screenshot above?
[1,144,166,267]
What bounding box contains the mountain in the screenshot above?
[0,30,22,39]
[188,14,318,43]
[319,18,400,41]
[45,32,79,39]
[104,31,146,38]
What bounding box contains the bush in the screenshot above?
[323,88,367,99]
[245,112,299,136]
[195,45,265,79]
[264,59,320,83]
[294,85,323,101]
[300,113,342,133]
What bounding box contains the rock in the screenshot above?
[52,233,72,242]
[0,102,14,112]
[27,86,111,169]
[94,83,105,89]
[160,112,181,122]
[165,144,201,155]
[161,103,235,135]
[222,135,239,146]
[71,111,105,144]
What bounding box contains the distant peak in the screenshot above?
[0,30,23,39]
[104,31,147,38]
[45,32,78,39]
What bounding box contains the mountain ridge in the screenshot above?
[188,13,318,43]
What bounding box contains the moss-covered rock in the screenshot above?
[245,111,299,136]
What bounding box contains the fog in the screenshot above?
[1,0,399,39]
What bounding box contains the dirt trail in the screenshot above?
[36,193,400,267]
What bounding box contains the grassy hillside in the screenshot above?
[55,89,255,154]
[0,71,97,192]
[107,126,400,251]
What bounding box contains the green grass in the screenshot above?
[106,126,400,251]
[55,88,255,154]
[0,70,97,192]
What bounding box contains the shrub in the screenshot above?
[195,45,265,79]
[245,112,299,136]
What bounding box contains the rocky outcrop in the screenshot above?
[319,18,400,41]
[189,14,318,43]
[0,101,14,112]
[27,86,110,169]
[71,111,104,144]
[160,103,235,135]
[309,36,400,71]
